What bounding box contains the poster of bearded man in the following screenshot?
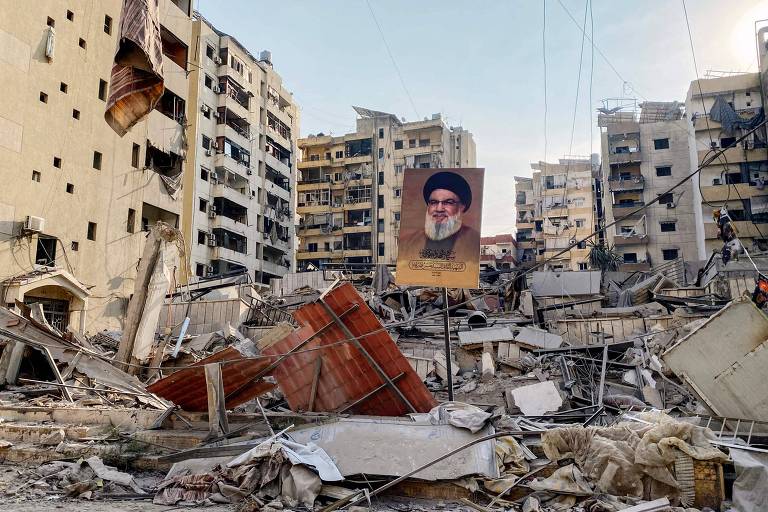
[396,168,484,288]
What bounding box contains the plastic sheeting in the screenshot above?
[541,412,727,499]
[729,448,768,512]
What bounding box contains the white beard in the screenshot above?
[425,211,463,241]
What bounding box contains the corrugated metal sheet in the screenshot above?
[263,282,437,416]
[147,347,276,411]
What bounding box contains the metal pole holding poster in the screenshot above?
[442,287,454,401]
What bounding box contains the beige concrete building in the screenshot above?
[296,108,475,269]
[182,14,298,285]
[0,0,193,332]
[599,101,698,270]
[527,157,598,271]
[513,176,536,265]
[480,234,518,270]
[686,69,768,259]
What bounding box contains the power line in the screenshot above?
[364,0,420,120]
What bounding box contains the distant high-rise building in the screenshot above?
[599,101,698,270]
[521,157,599,271]
[182,13,299,284]
[295,109,476,269]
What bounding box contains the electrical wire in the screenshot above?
[364,0,420,120]
[17,120,767,376]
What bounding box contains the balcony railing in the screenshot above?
[608,175,645,192]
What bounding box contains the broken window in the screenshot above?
[378,242,385,256]
[72,109,80,119]
[78,38,86,49]
[132,143,140,168]
[658,193,673,205]
[197,230,207,244]
[653,138,670,150]
[104,15,112,34]
[199,198,208,213]
[378,148,384,159]
[39,91,48,103]
[394,140,403,150]
[155,89,186,123]
[656,166,672,177]
[66,10,74,21]
[345,138,372,158]
[418,139,429,147]
[32,170,41,182]
[377,194,384,209]
[60,82,67,93]
[721,137,737,148]
[204,74,213,89]
[127,208,136,233]
[65,183,74,194]
[623,252,637,263]
[206,44,214,59]
[662,248,679,260]
[335,150,343,159]
[93,151,102,170]
[98,79,107,101]
[87,222,97,241]
[35,237,56,266]
[408,139,416,148]
[660,221,676,232]
[200,167,209,181]
[160,25,188,69]
[53,156,61,168]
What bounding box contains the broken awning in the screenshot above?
[262,282,437,416]
[147,346,276,411]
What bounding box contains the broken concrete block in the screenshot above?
[480,352,495,382]
[433,351,459,382]
[507,381,563,416]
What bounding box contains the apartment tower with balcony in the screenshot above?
[599,101,698,270]
[530,157,599,271]
[686,60,768,259]
[296,108,475,269]
[0,0,194,332]
[182,14,299,284]
[513,176,537,266]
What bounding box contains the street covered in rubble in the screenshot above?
[2,241,768,511]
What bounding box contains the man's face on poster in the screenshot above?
[425,188,464,241]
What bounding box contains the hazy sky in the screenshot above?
[197,0,768,235]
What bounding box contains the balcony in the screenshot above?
[216,122,250,152]
[266,151,291,176]
[613,233,648,246]
[213,183,250,206]
[703,220,768,239]
[699,183,768,202]
[608,175,645,192]
[297,249,334,260]
[214,152,251,176]
[211,213,247,236]
[298,158,332,170]
[261,259,287,277]
[147,109,185,158]
[612,201,644,217]
[608,151,641,165]
[212,246,251,268]
[264,179,291,202]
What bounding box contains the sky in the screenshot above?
[197,0,768,236]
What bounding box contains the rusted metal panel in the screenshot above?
[147,347,276,411]
[263,282,437,416]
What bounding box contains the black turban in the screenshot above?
[422,171,472,211]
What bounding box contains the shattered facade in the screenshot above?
[0,0,194,332]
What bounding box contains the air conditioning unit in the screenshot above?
[212,84,221,94]
[201,104,210,114]
[246,169,253,175]
[210,172,218,181]
[666,203,675,209]
[205,264,214,276]
[250,190,256,198]
[207,235,217,246]
[212,111,220,119]
[24,215,45,233]
[208,206,217,219]
[205,149,213,156]
[211,141,218,150]
[213,55,222,65]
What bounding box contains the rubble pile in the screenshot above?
[1,260,768,511]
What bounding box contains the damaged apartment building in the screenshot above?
[0,0,194,332]
[296,108,475,270]
[182,14,298,284]
[517,156,600,271]
[686,47,768,258]
[598,100,699,270]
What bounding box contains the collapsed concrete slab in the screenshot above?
[663,295,768,421]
